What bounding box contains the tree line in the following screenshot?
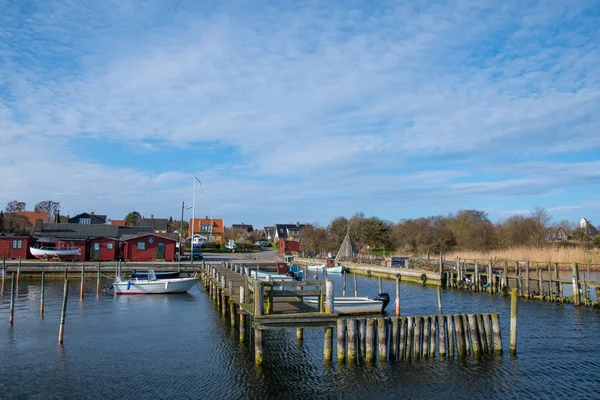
[298,209,600,256]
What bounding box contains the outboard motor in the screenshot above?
[374,293,390,312]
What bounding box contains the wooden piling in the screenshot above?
[391,317,399,360]
[422,316,430,358]
[488,259,492,293]
[437,286,443,314]
[468,314,482,356]
[462,314,470,355]
[337,319,346,363]
[439,315,447,358]
[58,279,69,344]
[378,318,387,361]
[476,313,487,354]
[347,319,357,363]
[491,313,503,355]
[254,329,264,365]
[296,328,303,343]
[395,276,400,316]
[9,272,16,325]
[510,288,518,355]
[429,316,436,359]
[1,257,5,288]
[525,262,530,299]
[17,258,21,287]
[324,326,333,363]
[254,281,264,316]
[448,314,455,357]
[40,271,45,316]
[455,315,466,358]
[378,277,382,294]
[399,317,407,360]
[353,272,358,296]
[343,270,347,297]
[366,319,375,362]
[80,266,85,299]
[572,262,580,306]
[413,316,422,360]
[483,313,493,353]
[239,287,246,342]
[96,264,101,295]
[325,280,334,314]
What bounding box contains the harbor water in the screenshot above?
[1,274,599,399]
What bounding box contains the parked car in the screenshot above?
[255,241,269,247]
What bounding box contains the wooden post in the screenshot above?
[40,271,45,316]
[254,281,264,316]
[525,261,530,299]
[296,328,303,343]
[9,272,16,325]
[365,318,375,363]
[422,316,430,359]
[406,317,414,360]
[462,314,470,355]
[254,328,264,365]
[395,276,400,316]
[378,277,382,294]
[537,267,543,297]
[572,262,580,306]
[399,317,406,360]
[437,286,443,314]
[1,257,5,288]
[503,261,508,291]
[347,319,357,363]
[474,260,478,291]
[239,287,246,342]
[17,257,21,287]
[439,315,447,359]
[488,258,493,293]
[80,266,85,299]
[448,314,455,358]
[476,313,488,354]
[491,313,503,355]
[429,316,436,358]
[378,318,387,361]
[353,272,358,296]
[468,314,482,356]
[390,317,399,360]
[337,319,346,363]
[455,315,466,358]
[325,280,334,314]
[58,279,69,343]
[556,263,562,301]
[96,264,101,295]
[324,327,333,363]
[510,288,518,355]
[413,316,422,360]
[343,270,347,297]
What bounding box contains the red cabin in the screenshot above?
[123,233,176,261]
[0,235,35,259]
[56,239,86,261]
[88,237,119,261]
[279,239,301,255]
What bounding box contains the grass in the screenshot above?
[443,246,600,266]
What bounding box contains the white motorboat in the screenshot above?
[303,294,390,314]
[113,269,199,295]
[307,264,345,273]
[30,246,81,260]
[250,270,296,282]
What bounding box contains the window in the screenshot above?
[200,225,211,232]
[107,242,113,250]
[93,243,100,251]
[137,242,146,250]
[12,240,22,249]
[79,218,91,224]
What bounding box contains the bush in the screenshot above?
[593,235,600,247]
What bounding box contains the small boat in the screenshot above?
[304,293,390,314]
[131,269,181,280]
[30,246,81,260]
[113,269,198,295]
[307,264,345,273]
[250,270,298,282]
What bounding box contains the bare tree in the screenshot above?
[5,200,26,214]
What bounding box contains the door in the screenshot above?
[156,242,165,260]
[93,243,101,260]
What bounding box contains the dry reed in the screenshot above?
[444,246,600,266]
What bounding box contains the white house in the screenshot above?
[188,234,208,246]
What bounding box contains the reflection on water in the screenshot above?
[0,275,599,399]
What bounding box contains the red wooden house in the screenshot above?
[122,233,176,261]
[0,234,35,259]
[280,239,301,255]
[88,237,119,261]
[55,239,87,261]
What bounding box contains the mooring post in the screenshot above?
[17,257,21,287]
[468,314,482,356]
[40,271,45,316]
[378,277,382,294]
[462,314,470,355]
[58,279,69,343]
[229,281,236,326]
[413,316,422,360]
[390,317,399,360]
[488,259,492,293]
[455,315,466,358]
[254,281,264,316]
[296,328,303,343]
[491,313,503,355]
[325,280,334,313]
[366,318,375,363]
[525,262,530,299]
[510,288,518,355]
[342,270,347,297]
[422,316,430,359]
[1,257,6,288]
[429,316,436,359]
[572,262,580,306]
[477,314,488,354]
[474,260,478,291]
[437,286,443,314]
[395,276,400,316]
[324,280,334,362]
[406,317,414,360]
[538,267,543,298]
[337,319,347,363]
[9,272,16,325]
[96,263,101,295]
[439,315,447,359]
[347,319,357,363]
[353,272,358,296]
[239,287,246,342]
[447,314,455,358]
[378,318,388,362]
[399,318,406,360]
[254,328,264,365]
[80,266,85,299]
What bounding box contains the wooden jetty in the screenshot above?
[197,260,505,365]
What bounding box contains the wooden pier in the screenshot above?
[198,261,504,365]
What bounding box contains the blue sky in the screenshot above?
[1,0,599,228]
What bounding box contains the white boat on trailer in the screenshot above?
[250,270,297,282]
[113,269,199,295]
[303,294,390,314]
[306,264,345,273]
[30,246,81,261]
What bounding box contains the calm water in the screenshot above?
[1,274,599,399]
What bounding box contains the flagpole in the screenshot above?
[191,178,196,263]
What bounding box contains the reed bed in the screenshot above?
[445,246,600,266]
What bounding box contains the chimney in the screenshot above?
[151,215,154,219]
[91,212,95,216]
[296,221,300,227]
[34,219,43,233]
[205,216,208,219]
